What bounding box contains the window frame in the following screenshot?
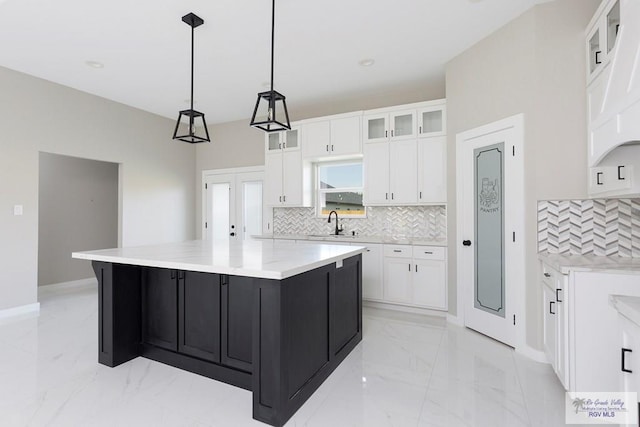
[315,160,366,218]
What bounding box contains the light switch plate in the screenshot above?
[13,205,23,216]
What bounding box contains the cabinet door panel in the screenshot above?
[302,121,331,158]
[282,150,302,206]
[178,271,221,363]
[142,268,178,351]
[364,113,388,143]
[383,258,412,304]
[418,137,446,203]
[543,284,557,370]
[389,140,418,204]
[364,142,390,204]
[331,116,361,156]
[264,153,283,205]
[332,256,361,355]
[391,111,416,140]
[361,245,383,301]
[413,259,446,310]
[221,276,253,372]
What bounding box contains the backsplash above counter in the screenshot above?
[538,199,640,257]
[273,206,447,241]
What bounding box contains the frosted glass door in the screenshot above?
[474,142,504,317]
[391,111,415,140]
[242,181,263,240]
[209,182,233,240]
[364,113,388,143]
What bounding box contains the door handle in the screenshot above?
[595,51,602,64]
[618,165,625,180]
[556,288,562,303]
[622,348,633,373]
[230,232,236,236]
[462,240,471,246]
[596,172,603,185]
[544,272,551,278]
[549,301,555,315]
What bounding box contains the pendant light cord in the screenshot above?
[190,22,195,129]
[270,0,275,94]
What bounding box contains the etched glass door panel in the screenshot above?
[474,142,504,318]
[211,182,231,240]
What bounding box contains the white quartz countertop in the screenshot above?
[72,239,366,280]
[538,253,640,275]
[254,234,447,247]
[610,295,640,327]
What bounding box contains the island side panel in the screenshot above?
[92,261,142,367]
[252,256,363,427]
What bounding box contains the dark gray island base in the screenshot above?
[91,254,362,426]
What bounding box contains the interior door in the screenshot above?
[236,172,263,240]
[458,118,524,348]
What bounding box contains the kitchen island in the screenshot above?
[73,239,365,427]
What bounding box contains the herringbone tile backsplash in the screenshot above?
[538,199,640,257]
[273,206,447,240]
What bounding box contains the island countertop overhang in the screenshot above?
[72,239,366,280]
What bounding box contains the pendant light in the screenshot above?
[249,0,291,133]
[172,12,211,143]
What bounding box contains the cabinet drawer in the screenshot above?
[384,244,411,258]
[412,246,445,260]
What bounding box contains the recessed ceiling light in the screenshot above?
[358,58,375,67]
[85,60,104,69]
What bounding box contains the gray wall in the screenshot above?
[0,66,196,311]
[445,0,599,350]
[38,153,118,286]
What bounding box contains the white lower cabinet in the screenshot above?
[541,263,640,392]
[382,244,447,311]
[361,243,383,301]
[619,314,640,397]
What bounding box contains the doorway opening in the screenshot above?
[38,152,119,287]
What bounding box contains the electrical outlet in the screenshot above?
[13,205,23,216]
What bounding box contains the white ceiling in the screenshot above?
[0,0,545,124]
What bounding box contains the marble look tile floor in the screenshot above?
[0,281,569,427]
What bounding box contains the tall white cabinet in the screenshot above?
[363,99,447,206]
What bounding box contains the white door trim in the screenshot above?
[455,114,526,353]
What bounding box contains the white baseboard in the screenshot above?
[446,313,464,326]
[363,300,447,318]
[0,302,40,320]
[39,277,97,290]
[516,343,548,364]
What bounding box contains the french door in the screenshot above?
[204,170,264,241]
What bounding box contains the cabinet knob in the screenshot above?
[544,273,551,278]
[622,348,633,373]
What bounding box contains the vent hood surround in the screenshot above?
[589,0,640,167]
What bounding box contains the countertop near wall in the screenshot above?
[538,253,640,275]
[255,234,447,247]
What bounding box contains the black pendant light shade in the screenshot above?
[173,12,210,143]
[250,0,291,133]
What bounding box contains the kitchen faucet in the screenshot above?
[327,210,343,235]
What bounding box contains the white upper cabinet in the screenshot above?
[418,103,446,138]
[586,0,620,83]
[363,110,416,143]
[265,127,300,153]
[418,136,447,204]
[302,113,362,159]
[362,100,447,206]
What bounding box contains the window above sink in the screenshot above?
[316,161,365,218]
